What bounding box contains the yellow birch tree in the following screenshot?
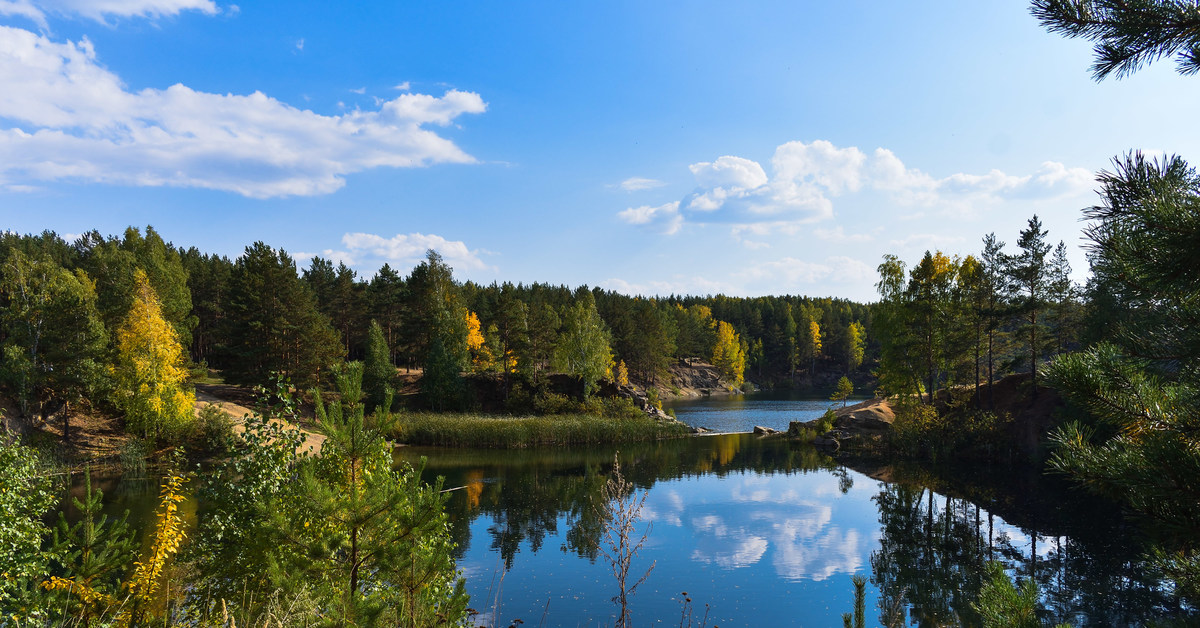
[113,269,195,441]
[711,321,746,387]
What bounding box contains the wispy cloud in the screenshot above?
[0,26,487,198]
[3,0,218,25]
[616,176,666,192]
[616,201,682,235]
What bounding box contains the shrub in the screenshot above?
[192,403,235,454]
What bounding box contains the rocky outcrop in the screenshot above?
[790,398,894,449]
[611,383,689,426]
[753,425,780,436]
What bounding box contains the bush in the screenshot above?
[817,408,837,434]
[192,403,235,454]
[890,401,1010,462]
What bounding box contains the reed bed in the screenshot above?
[390,412,691,448]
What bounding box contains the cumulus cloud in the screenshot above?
[617,176,666,192]
[0,26,487,198]
[618,139,1093,236]
[340,232,491,271]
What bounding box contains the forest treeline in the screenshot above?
[0,216,1101,434]
[0,226,884,429]
[873,215,1083,406]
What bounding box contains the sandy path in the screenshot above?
[194,387,325,454]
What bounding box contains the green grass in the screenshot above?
[390,412,691,448]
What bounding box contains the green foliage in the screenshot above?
[222,241,344,391]
[0,437,56,619]
[1031,0,1200,80]
[831,376,854,407]
[194,365,470,626]
[0,249,106,428]
[817,409,836,435]
[1045,153,1200,601]
[889,401,1009,462]
[77,226,195,350]
[852,573,866,628]
[972,562,1041,628]
[192,402,234,454]
[47,468,137,621]
[553,295,615,398]
[391,410,689,448]
[362,319,394,413]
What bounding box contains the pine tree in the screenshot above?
[1031,0,1200,80]
[366,263,405,365]
[831,376,854,407]
[223,242,343,391]
[302,362,469,626]
[1008,216,1052,397]
[48,468,137,621]
[113,269,196,441]
[1047,153,1200,602]
[362,320,394,413]
[980,234,1009,409]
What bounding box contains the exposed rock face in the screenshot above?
[611,383,687,425]
[667,360,730,396]
[753,425,779,436]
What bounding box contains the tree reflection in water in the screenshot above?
[867,462,1187,626]
[395,435,1190,625]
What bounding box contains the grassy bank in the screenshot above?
[390,412,691,448]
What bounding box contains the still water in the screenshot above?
[663,391,866,433]
[76,402,1187,626]
[397,433,1185,627]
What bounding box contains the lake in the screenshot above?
[77,400,1188,626]
[663,391,867,433]
[396,431,1184,626]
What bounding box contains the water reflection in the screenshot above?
[397,435,1190,626]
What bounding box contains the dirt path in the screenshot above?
[194,384,325,454]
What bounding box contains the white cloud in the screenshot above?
[617,176,666,192]
[393,81,410,91]
[295,38,304,51]
[349,86,365,94]
[599,275,732,297]
[616,201,682,235]
[20,0,217,23]
[621,139,1094,235]
[0,26,487,198]
[0,1,46,27]
[339,232,491,271]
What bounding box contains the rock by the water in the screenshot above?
[753,425,778,436]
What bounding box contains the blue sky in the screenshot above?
[3,1,1200,301]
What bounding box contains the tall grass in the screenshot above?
[390,412,690,448]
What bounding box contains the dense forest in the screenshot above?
[1,215,1096,439]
